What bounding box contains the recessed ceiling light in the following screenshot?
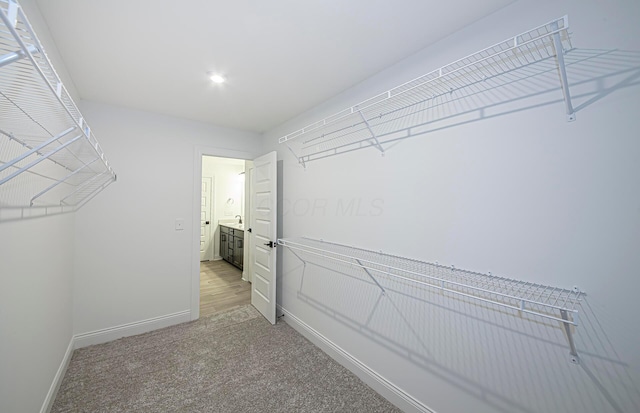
[209,73,226,84]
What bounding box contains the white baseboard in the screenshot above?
[45,308,430,412]
[41,311,192,412]
[278,306,436,413]
[40,336,74,413]
[73,310,191,349]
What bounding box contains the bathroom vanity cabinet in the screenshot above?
[220,224,244,270]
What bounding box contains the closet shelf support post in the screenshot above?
[354,258,386,294]
[358,111,385,155]
[560,309,580,364]
[285,142,306,169]
[551,19,576,122]
[286,245,307,268]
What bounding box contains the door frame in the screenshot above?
[200,175,215,261]
[191,145,256,321]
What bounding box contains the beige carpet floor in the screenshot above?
[51,305,400,412]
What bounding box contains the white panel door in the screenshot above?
[250,151,277,324]
[200,177,213,261]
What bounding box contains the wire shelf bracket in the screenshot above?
[278,237,585,363]
[279,16,576,167]
[0,0,116,211]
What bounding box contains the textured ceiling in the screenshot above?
[35,0,516,133]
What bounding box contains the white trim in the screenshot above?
[73,310,191,349]
[278,305,437,413]
[191,145,256,321]
[200,175,215,261]
[42,310,191,411]
[40,337,75,413]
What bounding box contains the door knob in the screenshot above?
[263,241,275,248]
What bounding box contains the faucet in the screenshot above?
[235,215,242,224]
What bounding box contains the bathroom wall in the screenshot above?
[202,156,245,259]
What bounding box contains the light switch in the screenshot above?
[175,218,184,231]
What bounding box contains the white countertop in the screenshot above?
[219,221,244,230]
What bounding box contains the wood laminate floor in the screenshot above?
[200,260,251,318]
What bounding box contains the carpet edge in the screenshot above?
[40,336,74,413]
[278,305,437,413]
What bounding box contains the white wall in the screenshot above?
[202,156,245,259]
[19,0,80,102]
[0,1,80,412]
[0,215,75,413]
[73,101,261,336]
[264,1,640,412]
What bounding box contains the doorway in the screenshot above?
[191,146,278,325]
[199,155,253,317]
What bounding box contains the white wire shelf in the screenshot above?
[0,0,116,210]
[279,16,575,168]
[278,237,585,362]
